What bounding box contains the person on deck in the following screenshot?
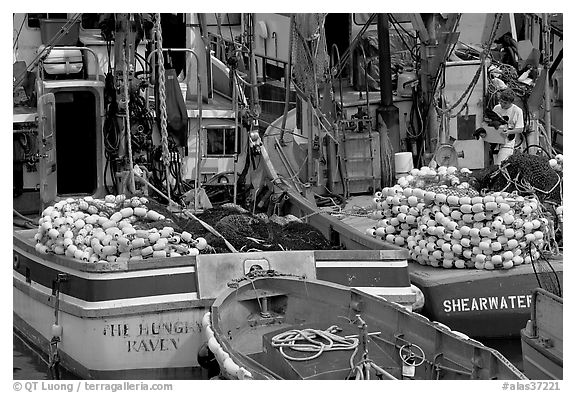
[492,88,524,165]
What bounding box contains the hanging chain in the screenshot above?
[154,13,172,201]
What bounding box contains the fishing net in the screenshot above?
[529,242,562,297]
[480,152,562,204]
[292,13,330,105]
[168,205,332,253]
[35,195,333,265]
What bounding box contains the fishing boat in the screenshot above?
[13,13,416,379]
[520,288,563,380]
[16,224,415,379]
[251,13,563,338]
[203,274,527,380]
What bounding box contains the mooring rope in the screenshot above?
[271,326,359,362]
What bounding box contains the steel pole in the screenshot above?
[543,13,552,155]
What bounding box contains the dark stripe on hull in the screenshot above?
[317,266,410,288]
[13,251,197,302]
[13,313,203,380]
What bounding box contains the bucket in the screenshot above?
[395,152,414,175]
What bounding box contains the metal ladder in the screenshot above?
[338,117,378,197]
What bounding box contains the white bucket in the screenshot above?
[180,82,187,102]
[395,152,414,174]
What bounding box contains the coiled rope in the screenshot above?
[271,325,359,362]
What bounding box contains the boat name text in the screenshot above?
[102,320,200,353]
[443,294,532,313]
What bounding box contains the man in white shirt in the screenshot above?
[492,88,524,165]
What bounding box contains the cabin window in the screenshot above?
[205,127,239,157]
[27,13,68,28]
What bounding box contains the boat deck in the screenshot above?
[249,321,398,380]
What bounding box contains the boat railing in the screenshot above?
[254,52,289,84]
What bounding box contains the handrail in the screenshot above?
[254,52,289,66]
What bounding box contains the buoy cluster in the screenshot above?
[367,167,552,270]
[547,154,563,225]
[548,153,563,172]
[34,195,208,263]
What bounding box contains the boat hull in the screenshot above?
[520,330,563,380]
[520,289,563,379]
[271,184,563,338]
[14,281,206,379]
[410,261,563,338]
[14,227,414,378]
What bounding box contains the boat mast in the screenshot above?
[114,13,139,193]
[376,14,399,187]
[542,13,552,154]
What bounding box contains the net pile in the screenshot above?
[176,206,332,253]
[33,197,332,264]
[487,152,562,204]
[366,166,554,270]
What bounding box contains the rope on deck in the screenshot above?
[271,325,358,362]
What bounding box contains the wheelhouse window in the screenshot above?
[27,13,68,28]
[205,127,239,157]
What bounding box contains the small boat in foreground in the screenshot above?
[203,275,526,380]
[520,288,563,380]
